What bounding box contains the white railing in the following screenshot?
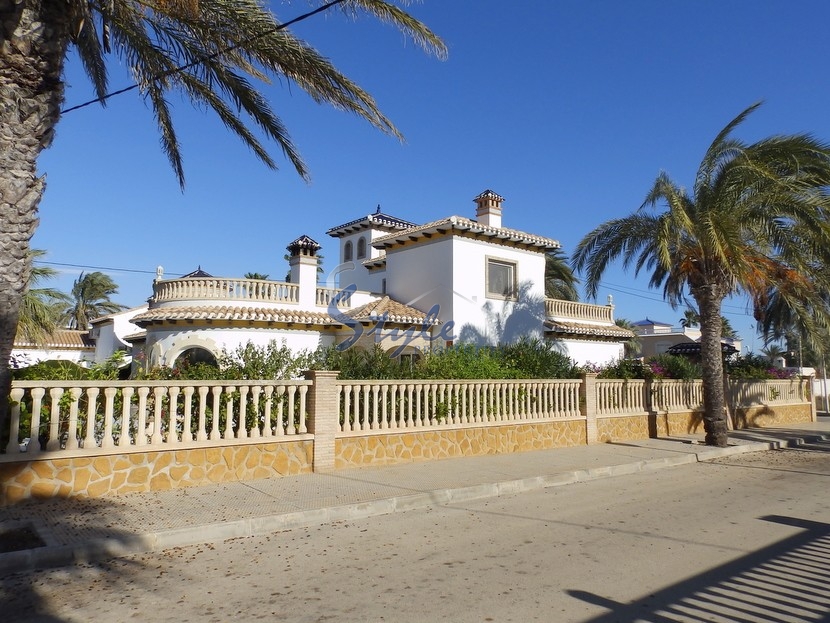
[315,287,352,308]
[608,378,810,415]
[729,379,807,406]
[545,299,613,323]
[3,376,812,459]
[651,380,705,412]
[336,379,583,433]
[596,379,649,416]
[151,278,299,305]
[4,380,311,458]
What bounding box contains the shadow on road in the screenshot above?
[0,495,149,623]
[567,515,830,622]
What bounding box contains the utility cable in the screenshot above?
[61,0,347,114]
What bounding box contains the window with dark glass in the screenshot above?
[486,258,516,300]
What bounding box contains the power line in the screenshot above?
[61,0,347,114]
[36,260,184,277]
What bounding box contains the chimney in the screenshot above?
[287,235,321,308]
[474,189,504,228]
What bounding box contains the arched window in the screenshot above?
[357,236,367,259]
[344,241,353,261]
[174,347,218,370]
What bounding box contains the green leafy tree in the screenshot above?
[61,272,127,330]
[243,272,270,281]
[573,103,830,446]
[0,0,445,418]
[17,249,70,343]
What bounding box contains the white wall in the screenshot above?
[450,237,546,345]
[91,306,147,363]
[11,347,94,368]
[557,339,625,367]
[145,326,335,369]
[384,235,547,346]
[332,228,391,293]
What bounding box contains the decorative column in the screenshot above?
[304,370,340,472]
[580,372,598,444]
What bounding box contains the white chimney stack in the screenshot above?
[474,189,504,228]
[287,235,321,308]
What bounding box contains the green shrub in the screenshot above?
[726,354,793,379]
[646,354,701,380]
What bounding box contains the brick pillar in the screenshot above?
[581,372,598,444]
[304,370,340,472]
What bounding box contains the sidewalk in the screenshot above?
[2,419,829,573]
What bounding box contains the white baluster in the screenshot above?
[136,386,150,446]
[249,385,262,438]
[46,388,63,451]
[6,388,24,454]
[182,386,195,444]
[100,387,115,448]
[119,387,134,447]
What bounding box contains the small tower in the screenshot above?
[287,235,321,307]
[474,189,504,228]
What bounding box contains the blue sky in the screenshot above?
[32,0,830,354]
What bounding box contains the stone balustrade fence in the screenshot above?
[336,379,583,433]
[4,380,310,458]
[0,373,815,503]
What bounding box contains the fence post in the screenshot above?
[304,370,340,472]
[803,376,817,422]
[581,372,598,444]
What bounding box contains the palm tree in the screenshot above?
[0,1,445,418]
[545,249,579,301]
[680,308,700,328]
[17,250,70,343]
[572,103,830,446]
[244,272,270,281]
[760,344,787,363]
[61,272,127,330]
[615,318,641,358]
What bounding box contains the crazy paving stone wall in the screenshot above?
[0,440,313,506]
[596,415,650,442]
[663,404,811,437]
[335,420,587,468]
[734,404,813,428]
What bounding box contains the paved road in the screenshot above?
[4,443,830,623]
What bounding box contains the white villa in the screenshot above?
[16,190,633,370]
[631,318,742,358]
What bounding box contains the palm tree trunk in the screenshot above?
[0,0,69,427]
[694,287,729,446]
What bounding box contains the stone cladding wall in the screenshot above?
[334,420,587,468]
[596,415,650,442]
[0,440,312,505]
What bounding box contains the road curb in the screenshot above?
[1,433,820,574]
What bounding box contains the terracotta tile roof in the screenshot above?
[131,297,436,328]
[89,305,149,325]
[122,331,147,342]
[13,329,95,349]
[327,209,417,237]
[347,296,438,325]
[372,215,560,251]
[543,320,634,339]
[131,305,340,326]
